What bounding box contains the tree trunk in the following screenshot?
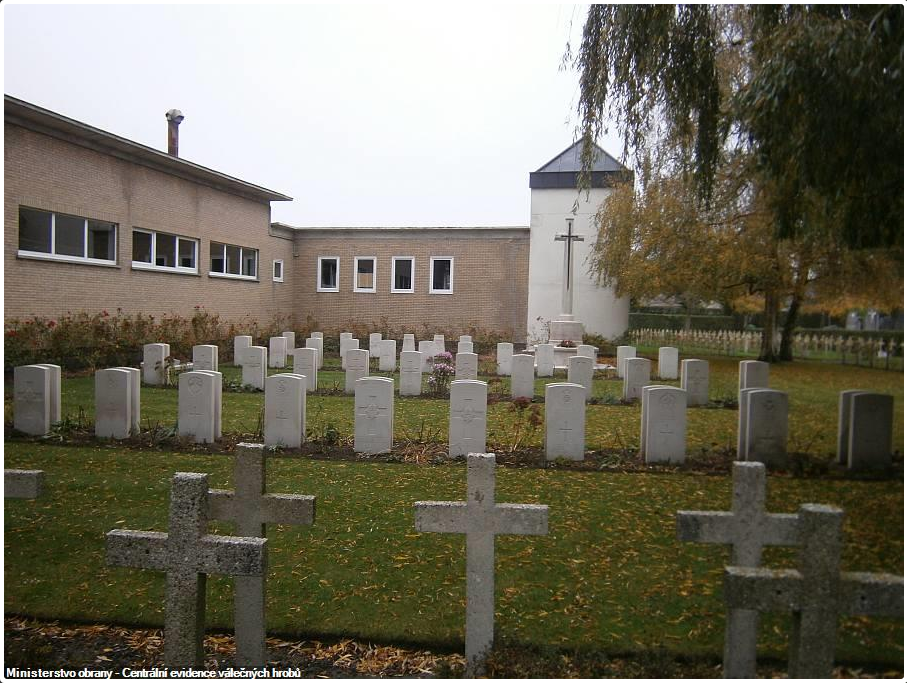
[758,291,780,362]
[779,292,801,361]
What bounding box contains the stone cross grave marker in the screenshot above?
[281,331,295,354]
[677,462,799,677]
[95,368,133,439]
[844,392,893,471]
[33,363,61,425]
[415,453,549,676]
[345,349,370,394]
[354,377,394,453]
[622,357,651,401]
[369,332,383,358]
[567,355,594,401]
[738,360,769,391]
[264,373,306,448]
[455,352,478,381]
[535,343,555,377]
[739,389,788,466]
[399,351,423,396]
[449,380,487,458]
[5,469,45,499]
[268,336,288,368]
[657,347,679,380]
[292,347,318,392]
[178,371,221,443]
[242,346,267,390]
[379,339,397,372]
[680,359,709,406]
[341,338,359,370]
[14,365,51,436]
[616,345,636,379]
[640,386,687,464]
[496,342,514,376]
[306,336,324,370]
[724,504,903,678]
[208,443,316,666]
[234,336,252,365]
[143,343,171,386]
[510,354,535,399]
[192,345,218,372]
[107,472,267,668]
[402,334,416,352]
[545,383,585,461]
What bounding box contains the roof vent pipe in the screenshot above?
[165,109,184,157]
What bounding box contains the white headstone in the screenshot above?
[281,331,296,353]
[545,383,586,461]
[459,335,472,344]
[399,351,424,396]
[738,360,769,391]
[354,377,394,454]
[847,393,894,471]
[379,339,397,372]
[657,347,679,380]
[242,346,267,390]
[433,334,445,349]
[268,336,288,368]
[641,386,687,464]
[622,357,651,401]
[419,341,436,372]
[496,342,514,376]
[567,355,594,401]
[143,343,170,385]
[13,365,51,436]
[113,366,142,433]
[233,336,252,365]
[95,368,133,439]
[33,363,61,424]
[306,336,324,369]
[192,345,218,372]
[341,338,359,370]
[743,389,788,467]
[616,345,636,379]
[340,332,353,342]
[264,373,306,448]
[178,371,220,443]
[836,389,868,465]
[369,332,383,357]
[449,380,488,457]
[195,370,223,439]
[345,349,370,394]
[510,354,535,399]
[402,334,416,352]
[680,359,709,406]
[457,340,474,354]
[455,352,479,381]
[292,347,318,392]
[535,344,555,377]
[576,344,596,360]
[311,331,324,340]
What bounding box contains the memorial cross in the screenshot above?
[208,443,316,666]
[107,472,267,668]
[5,469,45,499]
[414,453,548,677]
[724,504,903,678]
[553,217,584,315]
[676,462,799,677]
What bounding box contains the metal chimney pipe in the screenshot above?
[165,109,184,156]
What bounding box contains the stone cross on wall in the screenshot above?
[5,469,45,499]
[414,453,549,676]
[208,443,316,666]
[106,472,267,668]
[724,503,903,678]
[554,217,584,316]
[676,462,799,677]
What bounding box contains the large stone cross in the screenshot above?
[554,217,584,315]
[676,462,799,677]
[724,504,903,678]
[414,453,549,677]
[208,443,316,666]
[107,472,267,668]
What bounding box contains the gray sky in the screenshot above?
[3,2,624,227]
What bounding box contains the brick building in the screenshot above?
[4,95,628,342]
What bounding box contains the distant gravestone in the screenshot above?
[95,368,133,439]
[399,351,423,396]
[113,366,141,433]
[657,347,679,380]
[208,444,316,666]
[264,373,306,448]
[292,348,318,392]
[233,336,252,365]
[143,343,170,386]
[281,331,295,354]
[738,360,769,391]
[418,341,436,372]
[369,332,383,358]
[622,357,651,401]
[414,453,549,676]
[576,344,596,360]
[455,352,478,381]
[311,331,323,340]
[449,380,487,457]
[616,345,636,379]
[457,341,474,354]
[242,346,267,390]
[192,344,218,372]
[535,344,555,377]
[379,339,397,372]
[306,336,324,370]
[496,342,513,376]
[640,386,687,464]
[545,383,585,461]
[724,504,903,678]
[33,363,61,425]
[459,335,472,344]
[5,469,45,499]
[510,354,535,399]
[567,355,594,401]
[13,365,51,436]
[402,334,416,352]
[836,390,868,465]
[680,359,709,406]
[107,472,267,668]
[433,334,445,350]
[341,338,359,370]
[178,371,220,443]
[848,393,894,471]
[268,336,288,368]
[345,349,370,394]
[739,389,788,466]
[354,377,394,453]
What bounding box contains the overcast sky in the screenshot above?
[3,2,625,227]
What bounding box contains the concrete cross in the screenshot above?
[5,469,45,499]
[676,462,799,677]
[553,217,584,315]
[107,472,267,668]
[208,443,316,667]
[724,504,903,678]
[414,453,548,677]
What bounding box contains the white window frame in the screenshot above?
[391,256,415,293]
[272,259,284,283]
[353,256,377,293]
[209,241,259,281]
[429,256,454,294]
[131,228,199,275]
[317,256,340,292]
[17,207,118,267]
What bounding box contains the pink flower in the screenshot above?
[102,310,109,317]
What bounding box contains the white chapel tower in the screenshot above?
[526,141,631,344]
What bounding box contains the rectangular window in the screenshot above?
[273,259,284,283]
[209,241,258,280]
[18,206,117,265]
[354,256,377,293]
[317,256,339,292]
[430,257,454,294]
[391,256,415,293]
[131,229,198,274]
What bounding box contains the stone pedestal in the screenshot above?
[548,314,584,346]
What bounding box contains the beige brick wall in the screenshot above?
[4,123,296,322]
[292,229,530,339]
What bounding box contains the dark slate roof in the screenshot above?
[529,140,630,189]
